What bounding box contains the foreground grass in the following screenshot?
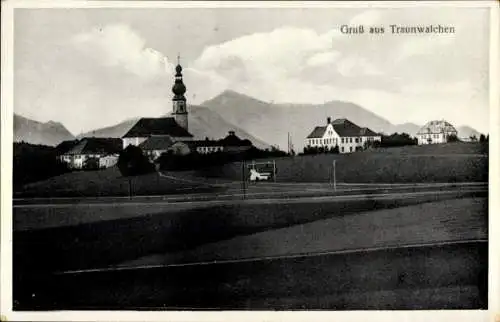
[13,189,486,274]
[123,197,486,266]
[197,142,488,183]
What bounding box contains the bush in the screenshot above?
[447,134,460,143]
[302,145,340,155]
[380,133,417,148]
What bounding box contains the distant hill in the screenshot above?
[79,105,271,150]
[392,123,421,137]
[457,125,483,139]
[14,114,75,146]
[202,90,401,151]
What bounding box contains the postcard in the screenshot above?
[1,1,498,321]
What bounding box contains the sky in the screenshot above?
[13,6,491,135]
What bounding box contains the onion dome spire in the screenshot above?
[172,53,186,97]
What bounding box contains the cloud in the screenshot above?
[306,51,341,67]
[349,10,382,26]
[72,24,174,80]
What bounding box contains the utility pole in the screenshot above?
[273,160,277,182]
[241,160,246,199]
[333,160,337,192]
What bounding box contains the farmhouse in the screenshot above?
[188,131,253,154]
[416,120,458,145]
[305,117,381,153]
[141,130,254,161]
[122,59,194,150]
[58,137,122,169]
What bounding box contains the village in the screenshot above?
[53,60,473,174]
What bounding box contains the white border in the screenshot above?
[1,1,498,321]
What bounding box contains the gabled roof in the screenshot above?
[138,135,175,151]
[359,127,379,137]
[332,119,379,137]
[307,126,328,138]
[63,137,122,155]
[417,120,458,135]
[123,117,193,138]
[307,119,380,138]
[56,139,80,154]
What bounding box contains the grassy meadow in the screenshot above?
[197,142,488,183]
[15,166,220,198]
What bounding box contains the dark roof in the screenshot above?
[138,135,175,151]
[306,126,327,138]
[55,139,80,154]
[359,127,379,136]
[307,119,380,138]
[123,117,193,138]
[182,133,253,148]
[219,133,253,147]
[63,137,122,155]
[186,140,225,148]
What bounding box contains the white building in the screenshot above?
[58,137,122,169]
[416,120,458,145]
[305,117,381,153]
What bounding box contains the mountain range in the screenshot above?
[14,114,75,146]
[14,90,484,150]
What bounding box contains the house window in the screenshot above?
[341,147,344,152]
[341,138,344,144]
[350,138,353,143]
[350,146,353,152]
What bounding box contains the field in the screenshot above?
[197,142,488,183]
[13,142,488,198]
[15,166,220,198]
[13,189,485,272]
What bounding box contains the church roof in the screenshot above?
[63,137,122,155]
[307,119,379,138]
[123,117,193,138]
[139,135,175,151]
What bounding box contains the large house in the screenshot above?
[416,120,458,145]
[305,117,381,153]
[122,61,194,150]
[58,137,122,169]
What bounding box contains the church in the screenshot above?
[122,59,193,150]
[122,58,253,160]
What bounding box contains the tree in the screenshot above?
[479,134,486,142]
[446,134,460,143]
[470,135,478,142]
[117,145,155,198]
[83,157,100,171]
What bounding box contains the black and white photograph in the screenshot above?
[1,1,498,321]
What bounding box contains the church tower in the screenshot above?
[172,54,188,131]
